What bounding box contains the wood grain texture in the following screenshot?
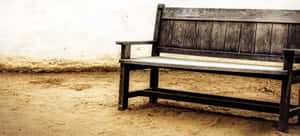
[224,23,241,52]
[211,22,226,50]
[271,24,288,54]
[255,23,273,54]
[196,21,213,49]
[288,24,300,49]
[155,7,299,61]
[159,20,174,47]
[162,8,300,24]
[120,56,286,75]
[171,21,185,47]
[159,47,283,62]
[239,23,257,53]
[182,21,197,49]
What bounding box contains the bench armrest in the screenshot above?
[116,40,157,46]
[116,40,156,59]
[282,48,300,53]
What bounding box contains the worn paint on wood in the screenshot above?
[171,21,185,48]
[162,8,300,24]
[183,21,197,49]
[211,22,226,50]
[271,24,288,54]
[159,20,174,47]
[196,21,213,49]
[255,23,273,54]
[224,23,241,52]
[239,23,257,53]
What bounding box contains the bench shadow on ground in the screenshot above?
[123,100,300,135]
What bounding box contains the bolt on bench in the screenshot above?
[116,4,300,132]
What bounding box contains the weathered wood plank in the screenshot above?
[159,20,174,47]
[162,8,300,24]
[183,21,197,49]
[239,23,257,53]
[271,24,288,54]
[224,23,241,52]
[196,21,213,49]
[120,56,286,75]
[171,21,185,48]
[288,24,300,49]
[255,23,273,54]
[211,22,226,50]
[158,47,283,62]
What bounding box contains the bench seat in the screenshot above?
[120,57,287,76]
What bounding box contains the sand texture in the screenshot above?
[0,70,300,136]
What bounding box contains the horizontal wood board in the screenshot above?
[162,8,300,23]
[120,57,287,75]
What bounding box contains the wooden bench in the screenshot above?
[116,4,300,132]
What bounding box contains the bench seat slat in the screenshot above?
[120,57,287,75]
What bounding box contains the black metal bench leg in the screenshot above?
[279,77,292,132]
[149,68,159,104]
[118,64,130,110]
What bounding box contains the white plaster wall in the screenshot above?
[0,0,299,70]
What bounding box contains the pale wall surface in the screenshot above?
[0,0,300,71]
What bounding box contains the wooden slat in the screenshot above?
[271,24,288,54]
[196,21,213,49]
[158,47,283,62]
[183,21,197,49]
[288,24,300,49]
[171,21,185,48]
[159,20,174,47]
[239,23,257,53]
[211,22,226,50]
[224,23,242,52]
[162,8,300,24]
[120,56,286,75]
[255,23,273,54]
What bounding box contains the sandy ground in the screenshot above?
[1,70,300,136]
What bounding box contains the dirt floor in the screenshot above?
[1,70,300,136]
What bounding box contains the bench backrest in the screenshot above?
[153,4,300,62]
